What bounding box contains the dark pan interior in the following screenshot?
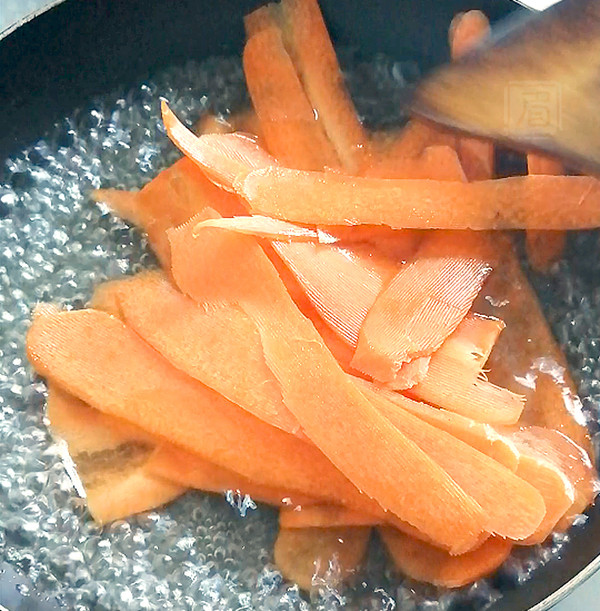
[1,1,599,610]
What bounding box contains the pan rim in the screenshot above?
[0,2,598,610]
[0,0,65,41]
[530,550,600,611]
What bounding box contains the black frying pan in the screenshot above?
[1,1,599,609]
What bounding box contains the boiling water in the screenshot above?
[1,54,599,610]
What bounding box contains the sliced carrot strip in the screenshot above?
[194,215,413,347]
[408,375,525,426]
[161,102,276,192]
[449,11,494,181]
[421,313,504,382]
[274,240,402,346]
[112,269,300,436]
[195,113,235,136]
[510,443,575,545]
[231,109,264,140]
[359,380,520,471]
[196,215,335,243]
[238,167,600,230]
[363,145,467,181]
[398,313,524,426]
[278,0,368,173]
[26,308,392,516]
[526,154,566,272]
[146,444,315,507]
[371,121,456,160]
[244,3,282,36]
[162,112,408,350]
[527,154,564,176]
[196,109,263,140]
[169,217,488,553]
[243,16,340,170]
[352,231,493,381]
[323,225,423,259]
[280,505,381,529]
[47,385,184,524]
[274,526,371,590]
[380,528,512,588]
[449,10,490,59]
[88,277,128,319]
[92,157,244,266]
[386,357,431,391]
[475,240,592,453]
[511,426,597,529]
[161,111,420,353]
[362,386,545,540]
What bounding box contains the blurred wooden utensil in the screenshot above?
[412,0,600,173]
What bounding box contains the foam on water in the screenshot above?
[0,54,599,610]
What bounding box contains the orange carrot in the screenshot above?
[238,167,600,230]
[47,384,156,455]
[47,385,184,524]
[26,308,392,516]
[449,11,494,181]
[274,526,371,590]
[380,528,512,588]
[162,110,408,350]
[38,308,476,542]
[427,313,504,380]
[359,380,520,471]
[526,154,566,272]
[475,241,592,453]
[88,278,128,318]
[197,215,335,243]
[92,157,244,266]
[230,109,264,139]
[352,231,493,381]
[194,214,414,347]
[194,224,496,386]
[386,357,431,391]
[274,240,402,346]
[196,109,263,140]
[397,313,525,426]
[243,13,340,170]
[370,121,456,160]
[408,375,525,426]
[511,427,597,529]
[146,444,316,507]
[280,505,381,529]
[112,269,300,435]
[527,154,564,176]
[361,386,545,541]
[510,444,575,545]
[161,102,276,192]
[363,145,467,181]
[170,215,488,553]
[278,0,369,172]
[195,217,500,393]
[195,113,235,136]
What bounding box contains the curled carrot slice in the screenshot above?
[352,230,493,380]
